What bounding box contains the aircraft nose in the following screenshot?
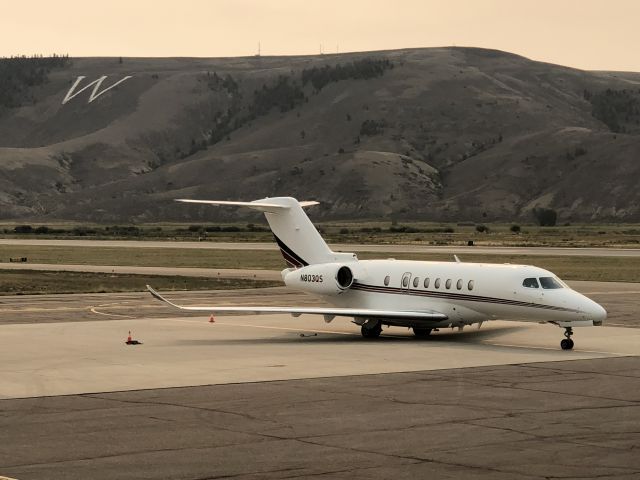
[588,300,607,325]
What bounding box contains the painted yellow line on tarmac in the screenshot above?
[89,306,134,318]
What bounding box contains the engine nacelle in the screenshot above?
[283,263,355,295]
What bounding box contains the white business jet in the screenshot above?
[148,197,606,350]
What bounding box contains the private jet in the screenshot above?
[148,197,606,350]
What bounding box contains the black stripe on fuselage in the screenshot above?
[273,234,309,268]
[350,282,578,313]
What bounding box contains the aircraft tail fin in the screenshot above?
[176,197,356,267]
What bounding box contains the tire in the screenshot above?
[361,322,382,338]
[560,338,574,350]
[412,327,432,338]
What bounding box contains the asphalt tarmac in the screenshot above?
[1,356,639,479]
[0,283,638,479]
[0,281,637,326]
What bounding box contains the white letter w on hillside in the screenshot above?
[62,75,133,105]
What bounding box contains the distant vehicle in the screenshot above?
[148,197,606,350]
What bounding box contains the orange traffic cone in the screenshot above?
[209,314,215,323]
[125,331,142,345]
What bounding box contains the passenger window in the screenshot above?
[424,278,430,288]
[523,278,539,288]
[384,275,390,286]
[402,276,409,288]
[445,279,452,289]
[539,277,563,289]
[435,278,441,289]
[413,277,419,288]
[468,280,474,291]
[456,279,462,290]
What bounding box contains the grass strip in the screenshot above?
[0,270,280,295]
[0,246,639,282]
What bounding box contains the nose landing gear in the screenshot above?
[560,327,574,350]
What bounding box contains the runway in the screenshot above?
[1,284,638,479]
[2,238,640,256]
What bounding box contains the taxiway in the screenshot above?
[0,280,637,326]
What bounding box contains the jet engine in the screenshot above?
[283,263,355,295]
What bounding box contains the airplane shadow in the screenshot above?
[170,324,525,347]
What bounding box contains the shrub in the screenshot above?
[510,224,521,233]
[253,75,304,115]
[14,225,33,234]
[301,58,393,92]
[0,55,71,110]
[532,208,557,227]
[588,88,640,133]
[389,225,419,233]
[475,224,489,233]
[360,119,385,136]
[72,227,97,236]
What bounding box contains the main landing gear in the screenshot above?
[412,327,432,338]
[361,321,382,339]
[560,327,574,350]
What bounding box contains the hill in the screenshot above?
[1,48,640,223]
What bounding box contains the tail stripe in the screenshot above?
[274,234,309,267]
[280,247,304,268]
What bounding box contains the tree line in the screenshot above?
[585,88,640,134]
[186,57,394,158]
[0,54,71,110]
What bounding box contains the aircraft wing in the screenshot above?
[147,285,448,320]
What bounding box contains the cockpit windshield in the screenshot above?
[522,278,539,288]
[539,277,563,289]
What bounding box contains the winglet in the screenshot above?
[147,285,181,309]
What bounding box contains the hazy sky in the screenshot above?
[2,0,639,71]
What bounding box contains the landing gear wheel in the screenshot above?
[361,322,382,339]
[412,327,432,338]
[560,338,574,350]
[560,327,574,350]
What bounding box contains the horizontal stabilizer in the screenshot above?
[175,198,319,213]
[147,285,447,321]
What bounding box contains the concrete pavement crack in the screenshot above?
[288,436,547,480]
